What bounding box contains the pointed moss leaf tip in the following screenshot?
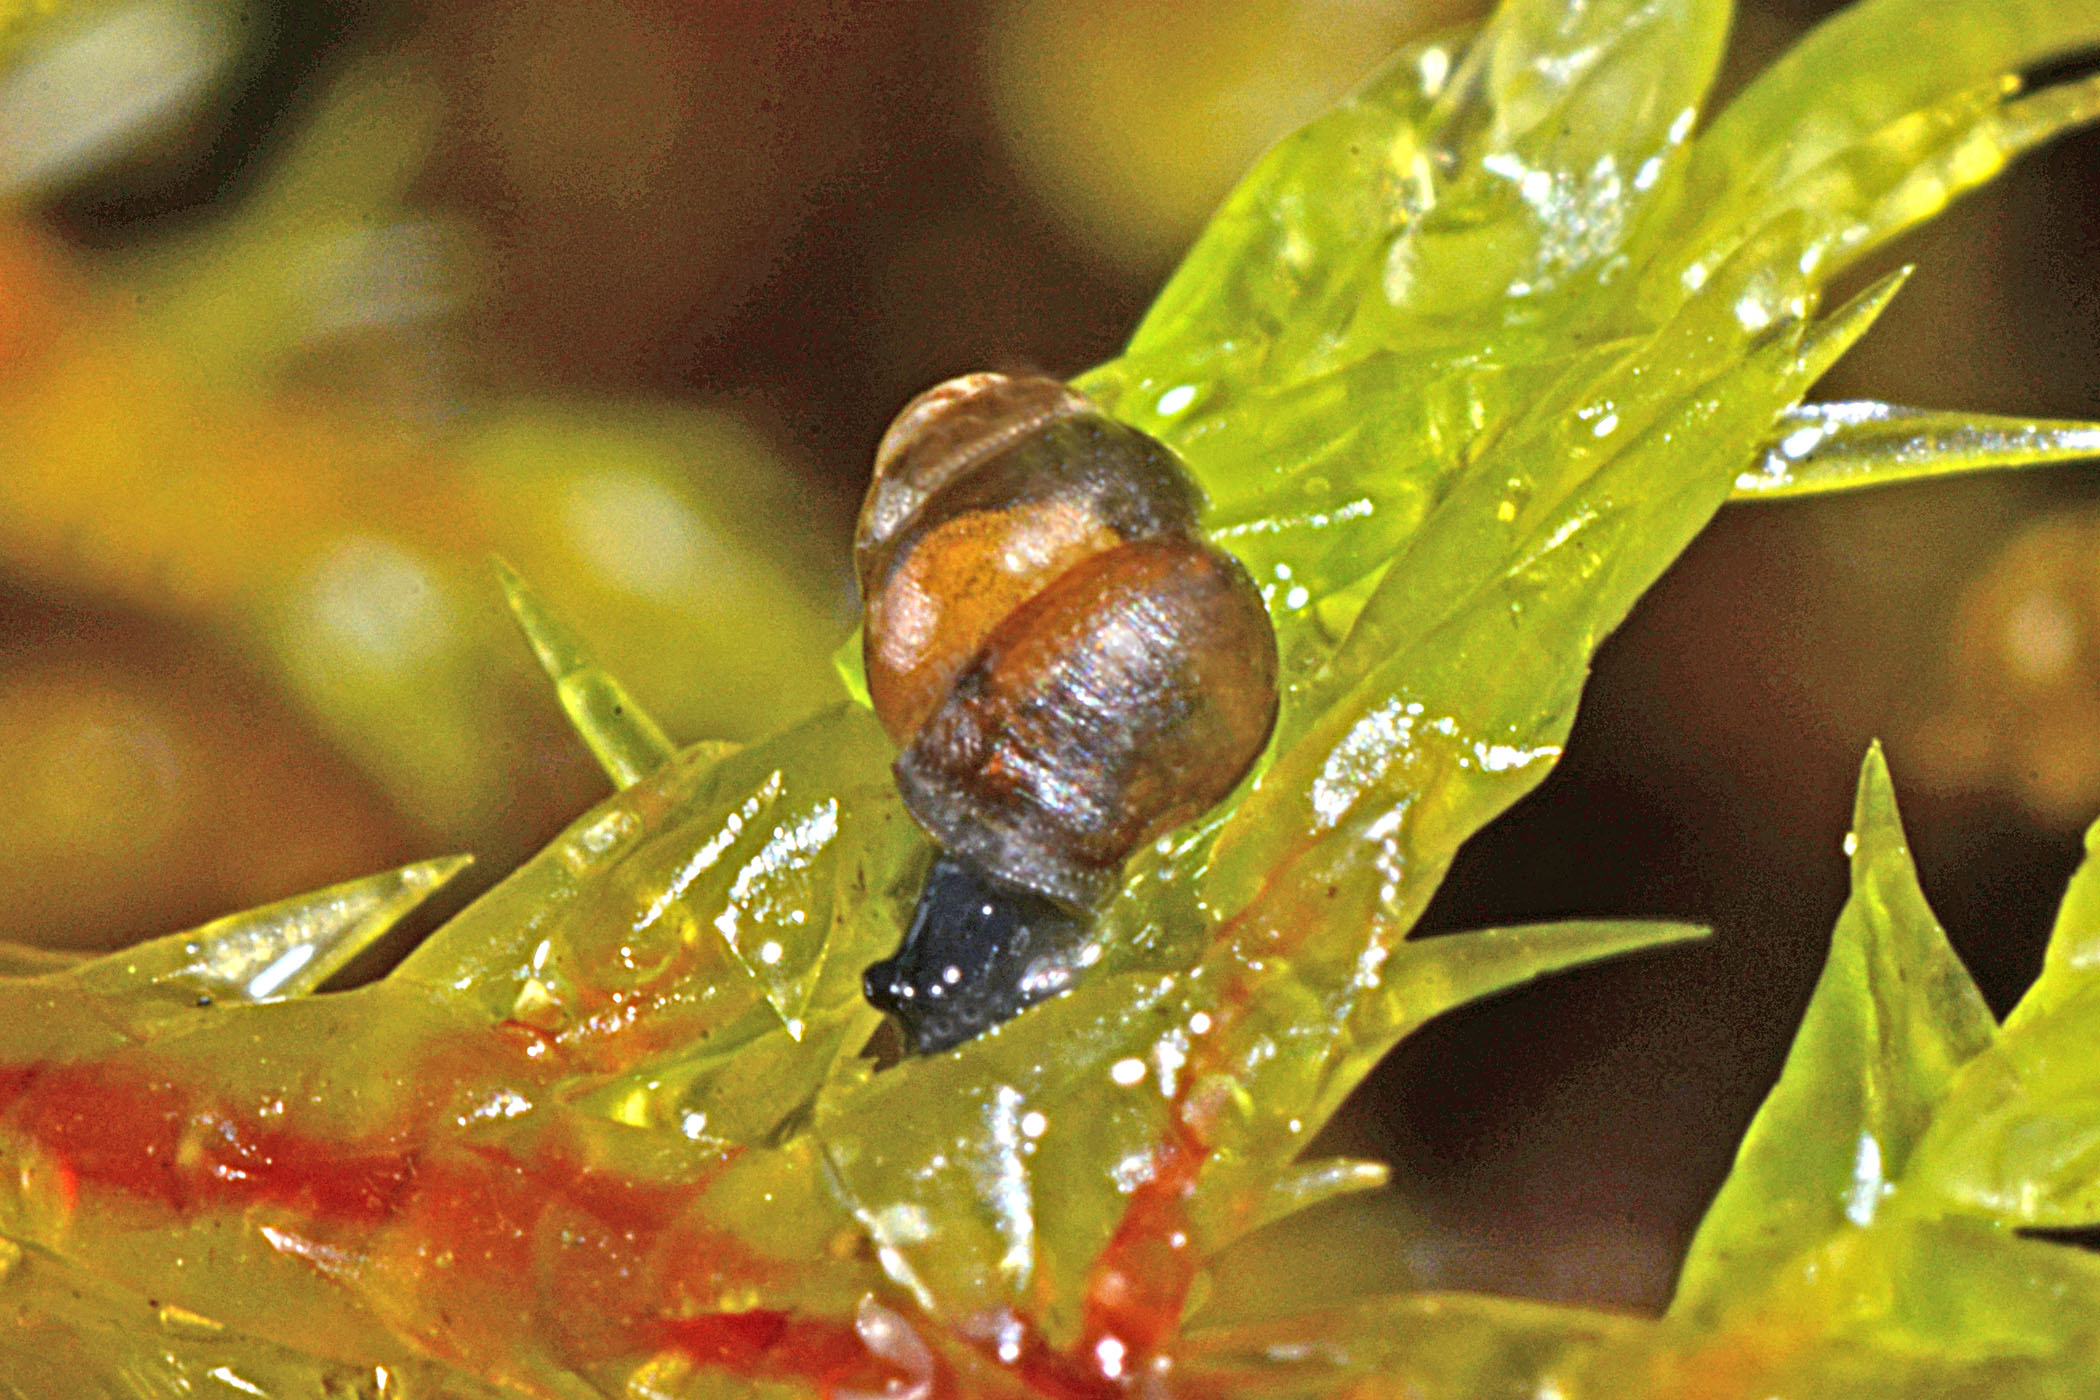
[71,854,473,1007]
[1248,1158,1393,1237]
[1735,401,2100,500]
[1793,264,1914,380]
[1670,744,1992,1324]
[1286,919,1705,1144]
[2007,814,2100,1033]
[494,556,677,788]
[1664,0,2100,306]
[1204,920,1709,1236]
[1388,920,1710,1047]
[1906,808,2100,1228]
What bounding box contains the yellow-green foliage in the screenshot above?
[7,0,2100,1396]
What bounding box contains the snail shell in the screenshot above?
[858,373,1278,1050]
[858,372,1279,909]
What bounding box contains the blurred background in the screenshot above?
[1,0,2098,1320]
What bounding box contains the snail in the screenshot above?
[857,372,1279,1053]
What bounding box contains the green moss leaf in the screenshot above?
[2005,815,2100,1036]
[0,1235,512,1400]
[1648,0,2100,304]
[16,0,2100,1393]
[1175,1291,1640,1400]
[1905,816,2100,1228]
[1683,0,2100,216]
[1670,745,1994,1325]
[1583,1216,2100,1397]
[494,558,682,790]
[69,855,471,1013]
[393,706,915,1130]
[1736,401,2100,500]
[1121,0,1730,374]
[813,920,1700,1340]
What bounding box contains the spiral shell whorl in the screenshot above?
[858,372,1277,910]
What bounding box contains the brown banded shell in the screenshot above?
[856,372,1092,585]
[858,372,1279,909]
[895,534,1278,906]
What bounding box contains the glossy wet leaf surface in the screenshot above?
[1563,753,2100,1395]
[9,0,2100,1396]
[1735,400,2100,499]
[1669,747,1995,1326]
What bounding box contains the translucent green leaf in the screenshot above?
[1221,213,1844,785]
[1172,1291,1640,1400]
[1901,802,2100,1228]
[1652,0,2100,304]
[1909,961,2100,1226]
[1189,921,1710,1247]
[1115,25,1467,368]
[1687,0,2100,205]
[389,740,743,1014]
[1126,0,1729,376]
[70,855,472,1011]
[1204,236,1843,913]
[1188,1186,1419,1329]
[495,557,681,789]
[1592,1217,2100,1397]
[397,705,909,1064]
[1080,1,1740,752]
[1734,401,2100,500]
[1645,68,2100,324]
[1790,264,1917,377]
[1848,1216,2100,1378]
[1239,1157,1392,1240]
[1670,745,1994,1324]
[813,920,1703,1339]
[567,768,917,1144]
[814,963,1195,1333]
[0,1234,511,1400]
[2004,815,2100,1036]
[1089,341,1589,707]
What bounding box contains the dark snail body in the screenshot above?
[857,373,1279,1053]
[862,855,1089,1054]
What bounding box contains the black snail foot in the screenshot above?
[863,854,1090,1054]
